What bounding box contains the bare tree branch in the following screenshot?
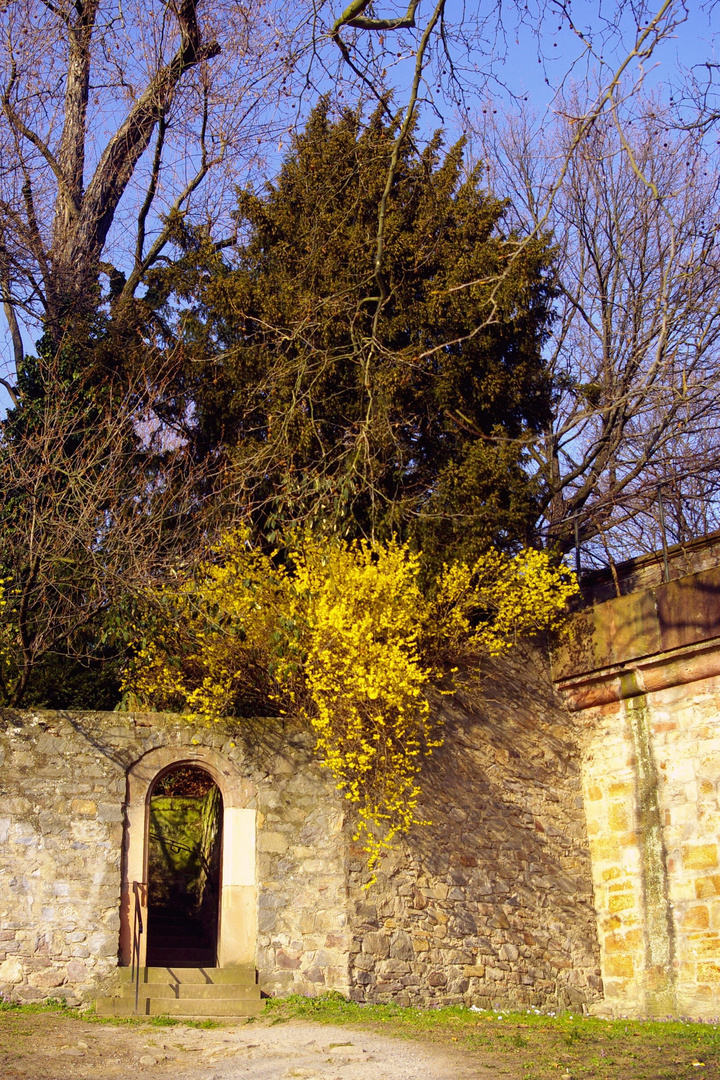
[478,93,720,559]
[2,60,78,214]
[332,0,421,32]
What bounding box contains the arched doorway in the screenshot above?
[146,765,223,967]
[120,745,258,971]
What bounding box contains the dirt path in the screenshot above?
[0,1013,490,1080]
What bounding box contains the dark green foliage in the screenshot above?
[0,101,556,707]
[19,651,123,711]
[154,102,555,565]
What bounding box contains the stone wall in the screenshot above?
[554,556,720,1018]
[0,710,351,1005]
[0,668,602,1012]
[578,525,720,605]
[570,679,720,1018]
[346,653,602,1011]
[0,711,125,1003]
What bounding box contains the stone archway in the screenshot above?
[120,745,257,969]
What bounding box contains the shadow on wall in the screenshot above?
[347,647,602,1011]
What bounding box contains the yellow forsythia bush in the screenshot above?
[125,530,577,874]
[0,577,11,684]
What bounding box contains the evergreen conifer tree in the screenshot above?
[153,102,556,565]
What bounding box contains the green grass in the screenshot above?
[0,997,220,1029]
[3,991,720,1077]
[262,993,720,1078]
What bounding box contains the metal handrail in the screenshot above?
[131,880,146,1013]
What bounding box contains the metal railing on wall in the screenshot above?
[131,880,147,1014]
[545,484,682,590]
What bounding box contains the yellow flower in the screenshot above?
[123,529,576,878]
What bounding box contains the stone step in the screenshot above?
[95,995,263,1018]
[110,982,259,1001]
[147,948,216,966]
[141,983,258,1001]
[118,966,258,986]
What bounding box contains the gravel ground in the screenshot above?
[0,1013,488,1080]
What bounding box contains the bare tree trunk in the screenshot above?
[46,0,220,325]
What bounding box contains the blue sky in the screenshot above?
[0,0,716,418]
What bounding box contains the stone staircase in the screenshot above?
[95,965,263,1018]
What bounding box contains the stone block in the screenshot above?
[275,950,301,970]
[683,845,718,871]
[390,932,413,961]
[87,930,117,955]
[28,969,66,988]
[362,932,390,958]
[352,953,375,971]
[14,987,46,1002]
[687,933,720,959]
[258,831,289,854]
[680,905,710,929]
[258,909,276,934]
[604,929,642,952]
[607,892,635,914]
[603,955,634,978]
[591,837,622,861]
[697,962,720,983]
[608,803,630,832]
[608,880,633,893]
[0,958,23,984]
[35,735,68,754]
[376,959,410,976]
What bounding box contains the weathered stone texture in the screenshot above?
[576,674,720,1018]
[554,536,720,1019]
[0,666,601,1011]
[0,712,126,1004]
[252,730,351,999]
[346,654,602,1010]
[0,710,351,1004]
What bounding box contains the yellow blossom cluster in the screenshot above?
[426,546,579,664]
[125,531,577,874]
[0,577,12,688]
[282,537,438,875]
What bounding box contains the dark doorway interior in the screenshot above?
[146,765,223,968]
